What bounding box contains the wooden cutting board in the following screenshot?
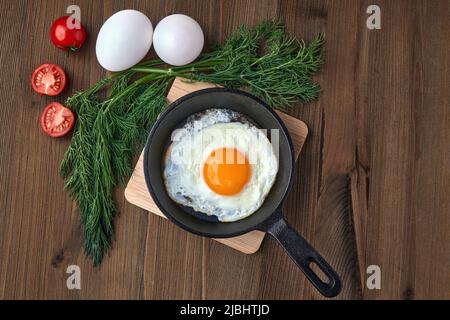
[124,77,308,254]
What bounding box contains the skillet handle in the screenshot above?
[262,213,342,298]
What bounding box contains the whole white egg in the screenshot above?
[96,10,153,72]
[153,14,204,66]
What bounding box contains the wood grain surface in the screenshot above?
[124,77,309,255]
[0,0,449,300]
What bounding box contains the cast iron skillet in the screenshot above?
[144,88,342,297]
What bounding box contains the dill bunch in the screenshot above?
[61,20,325,265]
[192,21,325,109]
[62,79,169,264]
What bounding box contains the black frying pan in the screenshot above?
[144,88,342,297]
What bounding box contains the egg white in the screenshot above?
[163,109,278,222]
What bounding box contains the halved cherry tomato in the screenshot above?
[50,16,87,52]
[40,102,75,138]
[31,63,67,96]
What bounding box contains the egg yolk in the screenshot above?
[203,147,251,196]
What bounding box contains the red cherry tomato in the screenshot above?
[31,63,67,96]
[50,16,87,51]
[40,102,75,138]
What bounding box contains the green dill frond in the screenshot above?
[193,21,325,109]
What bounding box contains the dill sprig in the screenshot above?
[192,21,325,109]
[61,21,325,265]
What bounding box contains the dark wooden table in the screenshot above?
[0,0,449,300]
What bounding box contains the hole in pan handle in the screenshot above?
[259,211,342,298]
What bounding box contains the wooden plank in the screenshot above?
[410,0,450,299]
[0,0,449,300]
[125,77,309,254]
[358,0,450,299]
[310,0,363,300]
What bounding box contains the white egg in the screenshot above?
[96,10,153,71]
[153,14,204,66]
[164,109,278,222]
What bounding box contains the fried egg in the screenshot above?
[163,109,278,222]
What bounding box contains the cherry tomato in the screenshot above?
[40,102,75,138]
[50,16,87,51]
[31,63,67,96]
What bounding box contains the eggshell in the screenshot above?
[153,14,204,66]
[96,10,153,71]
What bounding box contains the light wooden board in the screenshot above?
[125,78,308,254]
